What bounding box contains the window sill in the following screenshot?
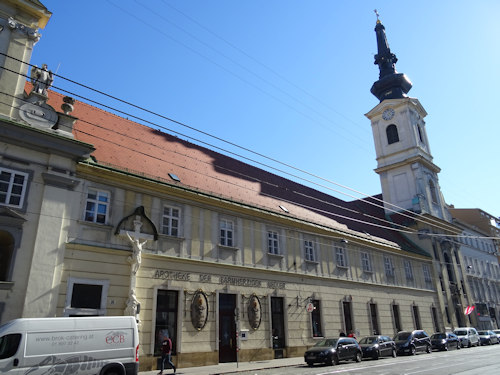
[267,252,283,258]
[363,269,373,274]
[78,220,113,229]
[336,265,348,269]
[219,244,239,251]
[0,281,14,290]
[305,259,319,265]
[158,234,185,242]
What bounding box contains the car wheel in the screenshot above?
[444,344,448,351]
[355,351,362,362]
[333,355,340,365]
[392,348,397,357]
[373,349,380,360]
[468,341,472,348]
[326,355,333,366]
[426,345,431,354]
[307,362,314,367]
[457,342,460,350]
[410,346,416,356]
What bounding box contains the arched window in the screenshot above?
[417,125,425,143]
[429,179,438,203]
[0,230,15,281]
[443,252,455,283]
[386,124,399,144]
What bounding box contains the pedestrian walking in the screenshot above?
[158,335,176,374]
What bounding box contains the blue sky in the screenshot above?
[31,0,500,218]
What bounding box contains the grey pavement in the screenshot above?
[140,356,304,375]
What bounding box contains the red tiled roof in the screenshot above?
[44,89,423,251]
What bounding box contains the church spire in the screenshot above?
[370,10,412,102]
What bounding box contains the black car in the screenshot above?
[430,332,461,351]
[394,330,431,355]
[304,337,362,366]
[358,335,397,359]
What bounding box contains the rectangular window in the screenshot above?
[431,306,440,332]
[370,303,380,335]
[392,304,402,332]
[0,167,28,208]
[384,256,394,277]
[155,290,178,356]
[404,260,414,280]
[267,230,280,255]
[64,277,109,316]
[162,205,180,236]
[361,252,372,272]
[304,240,315,262]
[220,219,234,247]
[311,300,322,337]
[423,264,432,283]
[335,247,347,268]
[84,188,110,224]
[412,305,422,329]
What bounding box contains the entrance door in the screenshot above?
[219,293,237,363]
[271,297,285,357]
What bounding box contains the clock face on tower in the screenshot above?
[382,108,395,121]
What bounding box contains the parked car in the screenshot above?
[430,332,461,351]
[493,329,500,336]
[358,335,397,359]
[304,337,362,366]
[477,330,499,345]
[454,327,480,347]
[393,330,431,355]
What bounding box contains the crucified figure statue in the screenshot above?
[126,232,147,275]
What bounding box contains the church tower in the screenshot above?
[365,15,449,221]
[365,14,474,330]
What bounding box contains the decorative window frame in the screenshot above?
[384,256,395,277]
[161,203,182,237]
[361,251,372,273]
[267,229,280,255]
[423,264,432,283]
[219,217,235,247]
[304,238,317,263]
[83,187,111,224]
[0,166,30,210]
[335,246,348,268]
[63,277,109,316]
[404,260,414,280]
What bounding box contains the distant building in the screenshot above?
[450,208,500,329]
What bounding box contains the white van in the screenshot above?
[453,327,480,348]
[0,316,139,374]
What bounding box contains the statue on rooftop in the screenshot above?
[30,63,53,96]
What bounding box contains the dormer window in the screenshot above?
[386,124,399,144]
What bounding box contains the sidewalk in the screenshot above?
[139,356,304,375]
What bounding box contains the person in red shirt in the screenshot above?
[158,335,176,374]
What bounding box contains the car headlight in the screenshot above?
[373,344,379,349]
[441,339,446,344]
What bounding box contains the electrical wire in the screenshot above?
[4,86,494,245]
[0,55,471,237]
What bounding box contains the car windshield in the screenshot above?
[394,332,411,341]
[358,337,377,344]
[454,330,467,335]
[431,333,446,339]
[314,339,338,347]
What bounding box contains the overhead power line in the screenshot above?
[0,55,493,239]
